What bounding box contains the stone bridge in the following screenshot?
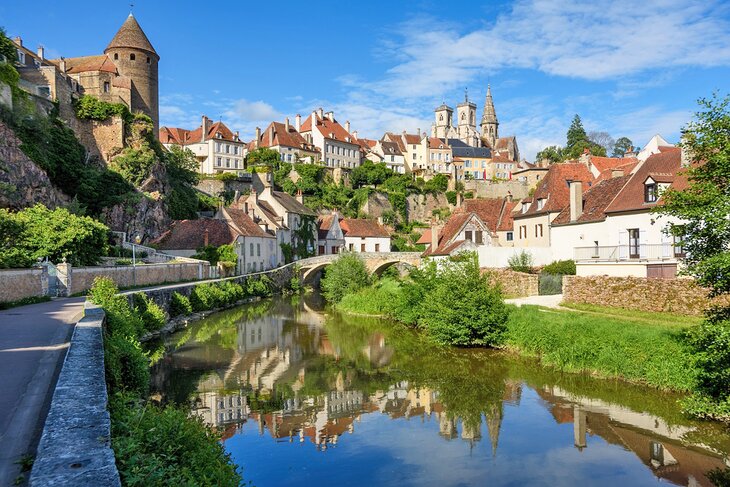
[296,252,422,285]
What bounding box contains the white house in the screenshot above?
[341,218,391,253]
[299,109,361,169]
[550,147,686,278]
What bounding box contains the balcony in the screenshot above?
[574,244,684,262]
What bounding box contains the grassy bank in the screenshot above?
[335,279,698,392]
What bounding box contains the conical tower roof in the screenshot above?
[105,13,159,59]
[481,84,498,125]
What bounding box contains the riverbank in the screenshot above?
[336,277,699,393]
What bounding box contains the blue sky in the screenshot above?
[3,0,730,160]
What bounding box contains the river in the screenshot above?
[149,294,730,487]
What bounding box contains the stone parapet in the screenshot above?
[30,302,121,486]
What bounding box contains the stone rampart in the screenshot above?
[563,275,730,316]
[30,302,121,486]
[484,268,538,297]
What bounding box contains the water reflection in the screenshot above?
[150,295,730,487]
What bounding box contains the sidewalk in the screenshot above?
[0,297,85,486]
[505,294,564,309]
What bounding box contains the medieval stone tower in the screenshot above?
[456,90,478,146]
[104,14,160,133]
[433,102,454,139]
[480,84,499,148]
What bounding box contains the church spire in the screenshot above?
[480,84,499,148]
[481,84,497,124]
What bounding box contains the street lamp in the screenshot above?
[132,234,141,287]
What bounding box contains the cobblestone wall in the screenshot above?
[563,275,730,316]
[0,268,46,302]
[69,263,207,295]
[484,268,538,297]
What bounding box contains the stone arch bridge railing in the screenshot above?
[296,252,422,285]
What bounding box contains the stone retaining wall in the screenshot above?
[563,275,730,316]
[484,268,538,297]
[68,262,208,295]
[0,268,47,303]
[30,303,120,486]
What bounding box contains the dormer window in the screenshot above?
[216,132,222,139]
[644,177,658,203]
[521,202,529,214]
[537,198,545,210]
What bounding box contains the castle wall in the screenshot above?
[106,47,159,133]
[70,116,125,163]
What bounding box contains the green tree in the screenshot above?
[535,145,563,164]
[562,115,607,159]
[657,93,730,414]
[350,161,393,188]
[321,252,371,303]
[424,173,449,193]
[246,147,281,168]
[612,136,634,157]
[0,27,18,64]
[0,209,32,268]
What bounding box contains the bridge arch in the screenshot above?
[296,252,422,287]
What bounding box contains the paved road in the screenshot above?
[505,294,564,309]
[0,297,85,486]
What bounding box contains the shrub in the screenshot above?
[109,395,241,487]
[418,255,508,346]
[542,259,576,275]
[73,95,130,122]
[321,253,371,303]
[246,276,272,297]
[169,292,192,317]
[104,334,150,397]
[215,172,238,181]
[508,250,534,273]
[89,277,145,337]
[189,283,219,311]
[132,293,166,333]
[685,309,730,400]
[116,259,132,266]
[445,191,457,206]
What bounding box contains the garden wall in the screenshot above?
[484,269,538,298]
[0,268,47,303]
[563,275,730,316]
[67,262,209,296]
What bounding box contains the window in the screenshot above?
[465,230,473,241]
[319,245,326,255]
[225,145,230,154]
[361,243,366,252]
[348,243,353,251]
[250,243,254,257]
[475,231,483,244]
[628,228,640,258]
[673,226,686,257]
[537,198,545,210]
[103,81,110,93]
[521,203,529,214]
[506,232,514,241]
[375,243,380,252]
[519,225,527,239]
[257,243,260,257]
[234,146,239,155]
[216,157,222,166]
[146,56,150,64]
[645,182,658,203]
[130,53,135,61]
[114,53,118,60]
[226,158,230,168]
[535,224,543,237]
[17,51,25,64]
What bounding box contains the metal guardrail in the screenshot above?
[574,244,682,262]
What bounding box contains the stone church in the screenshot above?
[431,85,519,162]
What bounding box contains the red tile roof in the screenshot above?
[605,147,682,214]
[423,212,474,256]
[340,219,390,238]
[60,55,118,74]
[403,134,422,145]
[257,121,316,151]
[300,114,357,145]
[222,208,272,238]
[589,156,637,175]
[552,175,631,225]
[382,133,407,153]
[497,200,517,231]
[151,219,236,250]
[463,199,505,233]
[514,163,594,218]
[160,120,241,145]
[428,137,448,149]
[105,13,159,58]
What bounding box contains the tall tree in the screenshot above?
[0,27,18,63]
[612,137,634,157]
[588,131,615,154]
[535,146,563,164]
[566,115,588,150]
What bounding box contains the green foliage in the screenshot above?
[0,205,109,267]
[417,256,508,346]
[445,191,457,205]
[132,293,166,333]
[612,136,634,157]
[685,309,730,400]
[506,305,696,390]
[246,147,281,168]
[192,244,236,266]
[338,278,402,316]
[706,467,730,487]
[321,252,371,303]
[350,160,393,188]
[292,215,317,258]
[0,295,51,310]
[536,145,563,164]
[189,281,247,312]
[0,27,18,64]
[424,173,449,193]
[280,243,294,264]
[246,275,273,297]
[541,259,576,275]
[73,95,130,122]
[111,145,158,186]
[168,292,192,317]
[508,250,534,273]
[109,395,241,487]
[215,172,238,181]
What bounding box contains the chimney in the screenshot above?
[611,169,624,178]
[203,228,209,247]
[506,192,513,203]
[285,117,290,132]
[233,190,241,203]
[296,189,304,204]
[12,37,22,47]
[624,148,637,158]
[430,225,440,252]
[37,45,44,60]
[254,126,261,148]
[295,114,301,132]
[269,125,275,141]
[353,130,358,139]
[251,187,258,203]
[59,57,66,73]
[201,115,209,143]
[326,111,334,122]
[234,130,239,141]
[579,148,591,166]
[417,128,421,139]
[569,181,583,222]
[345,120,350,133]
[318,107,324,119]
[244,201,249,213]
[311,111,317,128]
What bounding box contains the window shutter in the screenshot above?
[639,229,648,259]
[618,230,628,259]
[661,230,672,258]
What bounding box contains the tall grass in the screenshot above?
[337,278,402,316]
[505,305,697,391]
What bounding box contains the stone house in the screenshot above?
[299,109,361,169]
[250,118,319,164]
[359,139,406,174]
[382,131,425,175]
[318,214,391,254]
[160,115,247,175]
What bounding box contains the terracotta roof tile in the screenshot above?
[300,114,357,145]
[423,212,473,256]
[151,219,236,250]
[257,121,316,152]
[105,14,159,59]
[340,218,390,238]
[222,208,272,238]
[552,175,631,225]
[605,148,682,213]
[514,163,594,218]
[61,55,118,74]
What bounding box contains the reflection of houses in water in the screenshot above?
[192,391,248,428]
[538,385,728,487]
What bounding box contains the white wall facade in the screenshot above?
[345,236,391,253]
[236,235,278,274]
[476,246,554,268]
